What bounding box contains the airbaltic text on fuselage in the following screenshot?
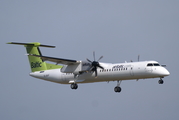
[112,64,131,69]
[112,65,124,69]
[31,62,42,68]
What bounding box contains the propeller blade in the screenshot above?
[94,69,97,77]
[86,58,92,63]
[93,51,96,61]
[89,66,94,71]
[98,65,104,69]
[97,56,103,62]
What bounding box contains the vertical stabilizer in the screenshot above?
[25,43,47,72]
[7,42,61,72]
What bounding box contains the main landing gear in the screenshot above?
[114,80,122,93]
[71,83,78,89]
[158,78,164,84]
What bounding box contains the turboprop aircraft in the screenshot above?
[7,42,170,93]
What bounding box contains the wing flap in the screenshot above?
[28,54,79,65]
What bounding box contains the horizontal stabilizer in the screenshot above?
[7,42,55,48]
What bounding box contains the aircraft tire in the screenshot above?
[114,86,121,93]
[71,83,78,89]
[158,79,164,84]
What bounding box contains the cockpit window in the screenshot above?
[147,63,153,66]
[147,63,160,67]
[154,63,160,66]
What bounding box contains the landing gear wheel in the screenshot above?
[158,79,164,84]
[114,86,122,93]
[71,83,78,89]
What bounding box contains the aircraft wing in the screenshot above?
[28,54,80,65]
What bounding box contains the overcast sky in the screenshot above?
[1,0,179,120]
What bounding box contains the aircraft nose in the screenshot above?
[163,68,170,76]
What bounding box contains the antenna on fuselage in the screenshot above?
[138,55,140,61]
[131,54,140,62]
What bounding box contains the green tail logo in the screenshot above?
[31,62,42,68]
[7,42,62,72]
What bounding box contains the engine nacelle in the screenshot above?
[61,61,91,74]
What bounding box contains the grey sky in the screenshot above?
[1,1,179,120]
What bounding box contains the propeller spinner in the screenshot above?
[87,52,104,78]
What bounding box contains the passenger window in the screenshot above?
[147,63,153,66]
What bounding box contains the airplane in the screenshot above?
[7,42,170,93]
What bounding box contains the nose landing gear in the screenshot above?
[158,78,164,84]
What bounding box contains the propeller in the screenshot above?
[87,52,104,78]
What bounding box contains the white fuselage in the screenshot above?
[29,61,170,84]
